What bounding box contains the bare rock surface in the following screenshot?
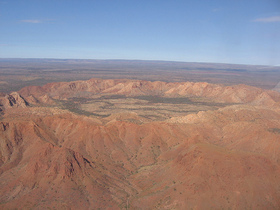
[0,92,28,113]
[19,78,280,106]
[1,79,280,209]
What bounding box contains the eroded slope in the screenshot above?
[0,79,280,209]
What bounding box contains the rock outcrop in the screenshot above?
[0,92,28,113]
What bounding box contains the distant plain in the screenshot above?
[1,58,280,93]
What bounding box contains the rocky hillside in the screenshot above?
[0,92,28,113]
[19,78,280,106]
[0,79,280,209]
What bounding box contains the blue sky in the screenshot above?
[0,0,280,65]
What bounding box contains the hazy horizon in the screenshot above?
[1,57,280,67]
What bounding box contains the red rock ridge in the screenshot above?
[19,79,280,106]
[0,105,280,209]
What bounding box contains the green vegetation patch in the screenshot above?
[133,96,192,104]
[57,99,109,117]
[268,128,280,134]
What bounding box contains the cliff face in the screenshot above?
[0,92,28,113]
[1,79,280,209]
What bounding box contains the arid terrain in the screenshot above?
[1,59,280,93]
[1,59,280,209]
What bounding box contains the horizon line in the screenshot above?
[0,57,277,67]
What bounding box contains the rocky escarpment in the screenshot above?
[19,78,280,106]
[1,78,280,209]
[0,104,280,209]
[0,92,28,113]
